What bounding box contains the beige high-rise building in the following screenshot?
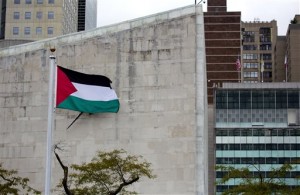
[0,0,78,41]
[241,20,278,83]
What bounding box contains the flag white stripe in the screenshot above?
[71,82,118,101]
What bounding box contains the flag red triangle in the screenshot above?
[56,66,77,106]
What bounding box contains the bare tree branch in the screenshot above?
[54,145,73,195]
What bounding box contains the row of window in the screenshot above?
[216,144,300,151]
[243,44,272,51]
[260,44,272,50]
[243,53,272,60]
[14,11,54,20]
[217,171,300,178]
[243,62,272,69]
[14,0,54,4]
[243,71,272,79]
[216,129,300,137]
[216,157,300,165]
[216,185,298,193]
[216,90,300,109]
[13,27,53,35]
[243,71,258,78]
[260,36,272,43]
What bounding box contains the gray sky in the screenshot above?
[97,0,300,35]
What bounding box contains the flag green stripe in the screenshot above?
[57,95,120,113]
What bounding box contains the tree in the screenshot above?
[290,18,298,24]
[216,163,300,195]
[54,147,156,195]
[0,163,41,195]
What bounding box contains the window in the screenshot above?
[243,71,258,78]
[252,91,263,109]
[264,91,275,109]
[14,0,20,4]
[24,27,30,35]
[276,90,287,109]
[243,45,257,50]
[25,12,31,19]
[240,91,251,109]
[13,12,20,19]
[288,91,299,108]
[48,11,54,19]
[48,27,53,34]
[243,31,255,42]
[264,62,272,69]
[13,27,19,35]
[36,11,42,19]
[37,0,43,4]
[243,54,258,60]
[261,53,272,60]
[216,90,227,109]
[48,0,54,3]
[36,27,42,35]
[227,91,239,109]
[260,44,272,50]
[243,63,258,69]
[263,71,272,78]
[26,0,32,4]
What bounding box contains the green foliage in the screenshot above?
[0,163,41,195]
[62,149,156,195]
[290,18,298,24]
[216,164,300,195]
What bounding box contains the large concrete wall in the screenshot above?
[0,5,207,194]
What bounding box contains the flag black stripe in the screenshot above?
[58,66,112,88]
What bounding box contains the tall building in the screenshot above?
[285,15,300,82]
[204,1,241,193]
[274,36,287,82]
[0,0,97,46]
[241,20,278,83]
[0,0,6,39]
[78,0,97,31]
[215,83,300,194]
[204,0,241,105]
[2,0,78,40]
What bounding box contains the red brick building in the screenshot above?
[204,1,241,194]
[204,0,241,104]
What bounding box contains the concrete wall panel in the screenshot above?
[0,5,207,194]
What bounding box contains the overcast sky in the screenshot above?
[97,0,300,35]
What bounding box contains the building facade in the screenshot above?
[0,0,97,45]
[204,0,241,105]
[215,83,300,194]
[285,15,300,82]
[274,36,287,82]
[241,20,278,83]
[204,1,241,193]
[78,0,97,31]
[0,5,208,194]
[2,0,78,40]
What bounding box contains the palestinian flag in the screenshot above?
[56,66,120,113]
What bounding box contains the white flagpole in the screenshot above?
[45,51,56,195]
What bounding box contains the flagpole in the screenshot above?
[45,49,56,195]
[286,66,287,82]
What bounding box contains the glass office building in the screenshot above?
[215,83,300,193]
